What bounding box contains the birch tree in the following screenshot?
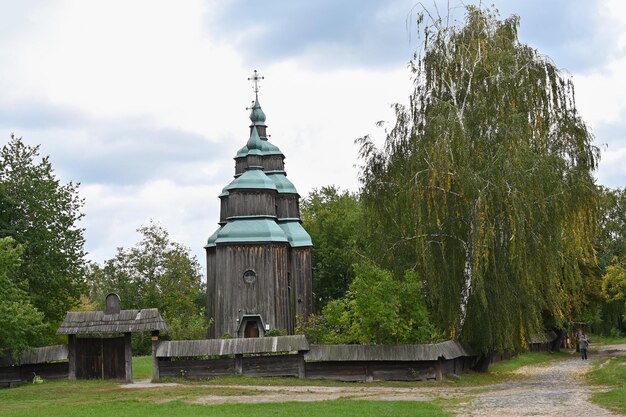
[358,6,599,353]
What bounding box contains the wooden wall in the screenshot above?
[275,195,299,219]
[0,362,69,383]
[227,191,276,217]
[159,354,302,380]
[157,353,476,382]
[291,247,313,318]
[213,244,291,337]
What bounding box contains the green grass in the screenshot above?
[587,356,626,414]
[588,334,626,345]
[0,379,448,417]
[132,355,153,380]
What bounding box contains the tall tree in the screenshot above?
[358,6,599,354]
[595,187,626,333]
[301,186,362,310]
[0,135,86,330]
[87,222,206,340]
[0,237,46,360]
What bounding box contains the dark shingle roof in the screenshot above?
[156,335,309,357]
[304,340,472,362]
[56,308,169,335]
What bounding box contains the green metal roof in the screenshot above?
[249,95,267,126]
[259,138,282,155]
[267,172,298,194]
[215,217,288,244]
[225,168,277,191]
[245,126,263,155]
[205,226,221,248]
[278,220,313,247]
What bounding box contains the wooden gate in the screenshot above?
[75,337,125,379]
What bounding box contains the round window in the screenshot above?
[243,269,257,284]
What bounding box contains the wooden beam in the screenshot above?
[124,332,132,382]
[67,335,76,380]
[151,330,160,382]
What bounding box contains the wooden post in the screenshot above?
[151,330,160,382]
[68,334,76,380]
[235,354,243,375]
[297,351,306,379]
[124,332,132,382]
[436,358,443,381]
[365,364,373,383]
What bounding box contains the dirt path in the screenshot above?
[454,345,626,416]
[123,344,626,415]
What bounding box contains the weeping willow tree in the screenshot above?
[358,6,599,354]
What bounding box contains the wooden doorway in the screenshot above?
[75,337,125,379]
[244,320,259,338]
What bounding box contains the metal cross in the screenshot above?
[248,69,264,94]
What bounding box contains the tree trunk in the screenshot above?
[472,353,491,373]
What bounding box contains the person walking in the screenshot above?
[578,331,589,360]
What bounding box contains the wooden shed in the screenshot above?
[56,293,168,381]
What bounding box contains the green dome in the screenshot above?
[225,168,277,191]
[278,220,313,247]
[215,217,288,244]
[245,126,263,155]
[249,95,267,125]
[260,139,283,155]
[235,144,248,158]
[267,172,298,194]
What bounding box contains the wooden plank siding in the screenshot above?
[227,191,277,218]
[214,244,291,337]
[235,155,285,177]
[291,248,313,318]
[206,247,216,338]
[275,195,299,219]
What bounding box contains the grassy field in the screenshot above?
[0,377,448,417]
[587,355,626,414]
[588,334,626,345]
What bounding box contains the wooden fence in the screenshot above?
[0,345,69,386]
[155,336,476,382]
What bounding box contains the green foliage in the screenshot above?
[0,135,86,331]
[0,237,46,360]
[301,186,363,310]
[299,263,433,344]
[357,6,598,353]
[264,328,287,337]
[86,222,207,342]
[592,187,626,334]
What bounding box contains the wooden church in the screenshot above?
[205,71,313,338]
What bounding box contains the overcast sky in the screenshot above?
[1,0,625,266]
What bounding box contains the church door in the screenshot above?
[244,320,259,338]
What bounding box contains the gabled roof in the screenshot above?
[56,308,169,335]
[156,335,309,357]
[304,340,472,362]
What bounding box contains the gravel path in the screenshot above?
[123,344,626,415]
[454,346,625,416]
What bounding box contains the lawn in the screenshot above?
[587,355,626,414]
[0,378,448,417]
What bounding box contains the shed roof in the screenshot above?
[0,344,69,366]
[56,308,169,335]
[304,340,472,362]
[156,335,309,357]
